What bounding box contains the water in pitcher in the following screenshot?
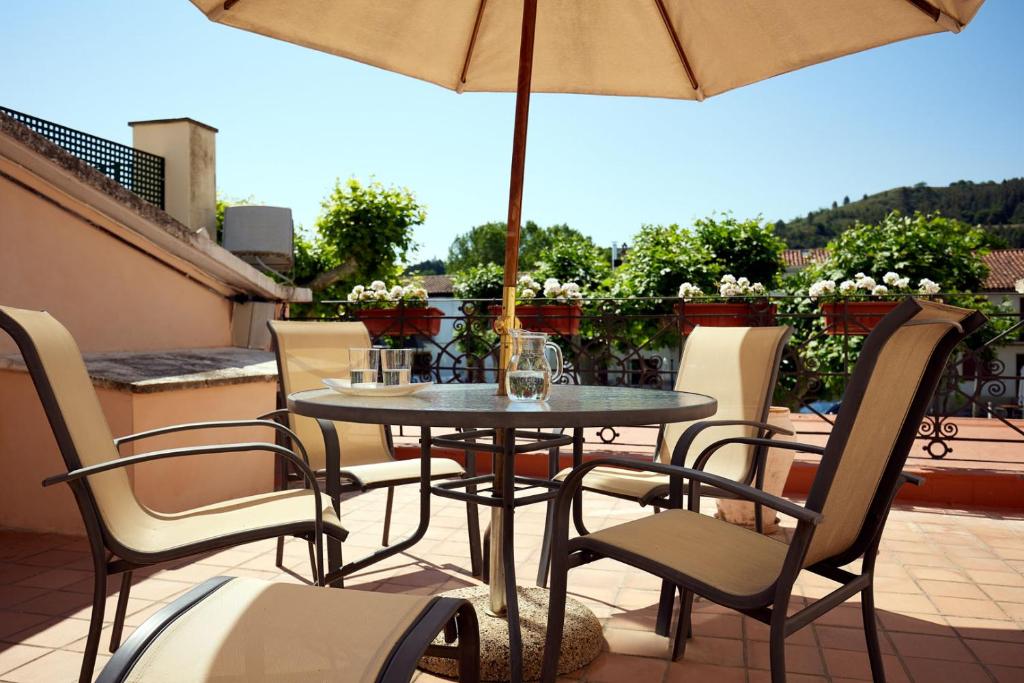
[507,369,549,400]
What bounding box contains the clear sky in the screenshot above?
[2,1,1022,262]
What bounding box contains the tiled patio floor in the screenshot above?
[1,487,1022,682]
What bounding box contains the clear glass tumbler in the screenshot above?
[381,348,414,386]
[349,347,380,387]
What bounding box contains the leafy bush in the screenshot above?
[612,224,717,299]
[692,215,786,287]
[532,237,611,295]
[445,221,591,273]
[451,263,504,300]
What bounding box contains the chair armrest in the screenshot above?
[43,442,319,493]
[669,420,795,468]
[691,436,825,472]
[557,457,823,526]
[900,472,925,487]
[114,419,310,465]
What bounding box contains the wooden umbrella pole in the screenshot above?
[496,0,539,397]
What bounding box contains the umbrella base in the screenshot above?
[419,585,602,681]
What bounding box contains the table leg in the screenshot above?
[490,426,523,682]
[570,428,589,536]
[317,418,343,581]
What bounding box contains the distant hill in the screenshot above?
[774,178,1024,248]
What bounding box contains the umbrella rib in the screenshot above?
[902,0,964,29]
[653,0,700,97]
[457,0,489,93]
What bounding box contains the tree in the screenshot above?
[406,258,445,275]
[445,221,591,272]
[692,215,786,287]
[612,224,717,299]
[293,178,425,315]
[533,237,612,295]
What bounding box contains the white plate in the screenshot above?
[322,378,434,397]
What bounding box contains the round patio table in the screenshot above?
[288,383,716,680]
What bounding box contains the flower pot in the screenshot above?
[820,301,899,336]
[488,303,582,336]
[355,307,444,338]
[716,406,796,534]
[674,302,777,334]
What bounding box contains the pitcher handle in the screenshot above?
[545,341,563,382]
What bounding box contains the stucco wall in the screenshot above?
[0,174,232,354]
[0,370,279,535]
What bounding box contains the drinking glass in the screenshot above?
[381,348,414,386]
[349,348,380,387]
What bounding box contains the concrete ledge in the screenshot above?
[0,347,276,393]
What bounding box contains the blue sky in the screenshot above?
[2,1,1022,261]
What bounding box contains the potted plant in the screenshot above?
[489,276,584,336]
[346,280,444,337]
[810,272,941,335]
[674,275,776,334]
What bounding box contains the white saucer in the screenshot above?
[322,378,434,397]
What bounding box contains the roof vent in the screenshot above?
[222,205,294,273]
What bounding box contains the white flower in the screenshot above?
[883,272,900,286]
[358,291,372,301]
[838,280,857,295]
[389,285,405,300]
[677,282,703,299]
[720,282,741,297]
[895,277,911,290]
[346,292,358,302]
[872,285,889,296]
[721,274,737,284]
[543,278,560,289]
[352,285,365,295]
[521,288,536,299]
[808,279,836,300]
[370,280,386,291]
[566,289,583,300]
[373,289,389,301]
[736,276,750,287]
[1015,278,1024,294]
[564,281,581,293]
[518,275,532,284]
[543,285,561,298]
[855,275,876,291]
[854,272,866,280]
[750,282,766,295]
[918,278,941,295]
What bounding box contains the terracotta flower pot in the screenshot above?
[355,306,443,337]
[674,301,777,334]
[820,300,899,336]
[488,303,582,336]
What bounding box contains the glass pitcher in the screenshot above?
[505,329,563,402]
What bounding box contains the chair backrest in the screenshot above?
[801,299,985,567]
[659,325,791,482]
[0,306,150,548]
[268,320,391,471]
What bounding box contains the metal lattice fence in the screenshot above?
[1,106,165,209]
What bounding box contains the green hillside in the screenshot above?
[774,178,1024,248]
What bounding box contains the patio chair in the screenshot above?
[0,306,348,683]
[542,299,985,683]
[96,576,479,683]
[539,325,792,586]
[267,320,479,574]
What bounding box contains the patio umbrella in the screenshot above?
[189,0,985,392]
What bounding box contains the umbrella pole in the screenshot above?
[496,0,538,398]
[488,0,538,632]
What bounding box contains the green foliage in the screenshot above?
[406,258,445,275]
[451,263,504,300]
[445,221,590,272]
[532,236,612,295]
[775,178,1024,248]
[293,178,425,317]
[692,215,786,287]
[815,212,990,292]
[612,224,717,299]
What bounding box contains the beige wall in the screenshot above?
[0,369,279,535]
[0,174,233,354]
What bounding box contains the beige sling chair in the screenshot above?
[95,576,480,683]
[538,325,792,586]
[267,320,479,578]
[542,299,985,683]
[0,306,348,683]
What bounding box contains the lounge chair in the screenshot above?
[95,576,479,683]
[0,306,348,683]
[541,299,985,683]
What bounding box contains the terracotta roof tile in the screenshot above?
[982,249,1024,291]
[420,274,454,295]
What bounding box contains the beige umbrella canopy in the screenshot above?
[190,0,985,390]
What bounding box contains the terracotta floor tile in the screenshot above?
[931,596,1009,620]
[906,566,970,583]
[888,632,975,662]
[980,584,1024,603]
[822,650,908,682]
[0,644,50,677]
[989,664,1024,683]
[876,610,949,635]
[966,570,1024,587]
[963,638,1024,668]
[676,636,745,668]
[746,640,825,675]
[14,570,91,591]
[918,579,988,600]
[901,657,994,683]
[5,617,87,649]
[664,661,746,683]
[947,616,1024,643]
[1,648,83,683]
[872,592,937,615]
[0,612,50,641]
[814,625,892,654]
[601,627,670,658]
[583,653,668,683]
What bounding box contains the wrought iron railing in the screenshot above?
[296,294,1024,461]
[1,106,165,209]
